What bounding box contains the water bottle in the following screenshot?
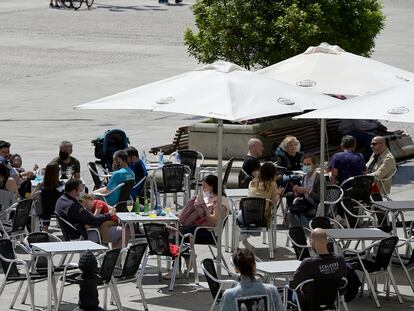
[158,150,164,165]
[143,198,150,213]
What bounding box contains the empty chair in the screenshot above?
[288,226,311,261]
[309,216,344,230]
[324,184,344,218]
[341,198,377,228]
[345,236,402,308]
[113,243,148,311]
[140,222,191,291]
[0,239,47,310]
[340,175,375,205]
[201,258,238,311]
[157,164,187,210]
[57,248,122,310]
[222,157,234,189]
[0,198,32,240]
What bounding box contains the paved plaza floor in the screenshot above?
[1,0,414,310]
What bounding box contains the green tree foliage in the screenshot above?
[184,0,385,69]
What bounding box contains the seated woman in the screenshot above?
[220,248,283,311]
[31,163,64,232]
[179,174,229,244]
[10,154,36,198]
[289,154,320,227]
[0,163,18,222]
[275,136,304,172]
[239,162,282,252]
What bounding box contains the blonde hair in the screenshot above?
[80,194,95,202]
[281,136,301,152]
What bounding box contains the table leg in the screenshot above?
[47,255,53,311]
[122,223,126,248]
[392,212,397,236]
[149,175,154,208]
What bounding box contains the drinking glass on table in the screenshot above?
[127,200,134,212]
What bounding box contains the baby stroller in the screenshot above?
[91,129,129,171]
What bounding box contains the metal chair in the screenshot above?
[288,226,312,261]
[156,164,188,210]
[222,157,234,189]
[140,222,192,291]
[324,185,344,218]
[284,276,348,311]
[56,248,122,310]
[376,167,397,199]
[56,215,103,244]
[201,258,238,311]
[344,236,402,308]
[236,197,276,259]
[113,243,149,311]
[340,175,375,205]
[88,162,111,190]
[95,179,135,206]
[341,198,377,228]
[0,239,47,310]
[309,216,344,230]
[169,150,204,182]
[0,198,32,241]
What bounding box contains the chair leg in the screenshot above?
[21,282,29,304]
[109,280,122,310]
[10,280,24,309]
[56,271,68,311]
[137,280,149,311]
[169,257,179,291]
[263,229,267,244]
[157,256,163,282]
[139,253,149,285]
[363,270,381,308]
[210,284,224,311]
[387,267,403,304]
[268,226,274,259]
[103,284,108,310]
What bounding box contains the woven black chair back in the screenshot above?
[299,277,342,311]
[99,248,121,283]
[239,198,267,228]
[118,180,134,203]
[310,217,332,229]
[374,236,399,270]
[162,164,185,193]
[288,226,311,261]
[12,198,32,233]
[143,223,172,257]
[0,239,20,278]
[178,150,198,178]
[222,158,234,188]
[118,243,147,279]
[325,185,342,203]
[202,258,222,300]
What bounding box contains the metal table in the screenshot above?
[117,212,179,247]
[373,200,414,236]
[325,228,390,241]
[256,260,301,284]
[226,188,248,252]
[31,240,107,311]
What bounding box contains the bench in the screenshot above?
[149,126,189,155]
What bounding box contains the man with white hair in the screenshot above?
[238,138,263,188]
[366,136,396,194]
[50,140,81,179]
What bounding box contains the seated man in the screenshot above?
[366,136,396,194]
[55,179,124,247]
[50,140,81,179]
[220,248,283,311]
[289,228,346,308]
[94,150,135,205]
[238,138,263,188]
[329,135,366,186]
[125,146,147,201]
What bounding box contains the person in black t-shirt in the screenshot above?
[238,138,263,188]
[289,228,346,306]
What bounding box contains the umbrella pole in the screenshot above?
[318,118,326,216]
[216,119,224,277]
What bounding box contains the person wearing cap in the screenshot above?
[366,136,396,194]
[329,135,366,185]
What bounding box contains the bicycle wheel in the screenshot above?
[71,0,82,10]
[61,0,71,8]
[86,0,94,8]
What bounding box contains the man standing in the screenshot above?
[50,141,81,179]
[238,138,263,188]
[94,150,135,205]
[366,136,396,194]
[289,228,346,307]
[329,135,366,185]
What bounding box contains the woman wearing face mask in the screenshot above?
[179,174,229,244]
[289,154,320,227]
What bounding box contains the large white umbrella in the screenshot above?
[76,61,339,270]
[295,81,414,122]
[257,42,414,97]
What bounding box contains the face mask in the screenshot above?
[203,191,211,199]
[59,151,69,161]
[302,164,313,174]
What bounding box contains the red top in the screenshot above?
[92,200,119,222]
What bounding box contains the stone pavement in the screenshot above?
[1,0,414,310]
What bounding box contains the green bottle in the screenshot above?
[144,198,149,213]
[134,200,140,214]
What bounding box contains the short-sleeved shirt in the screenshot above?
[289,253,346,306]
[330,150,366,184]
[106,167,135,205]
[92,200,118,222]
[238,155,261,188]
[50,156,81,177]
